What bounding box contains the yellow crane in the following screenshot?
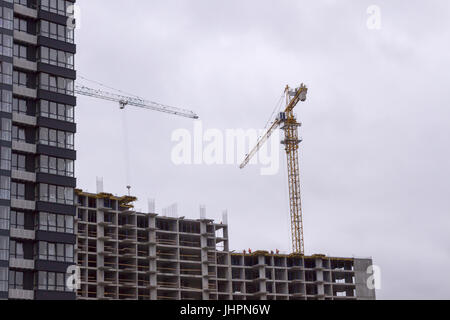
[240,84,308,254]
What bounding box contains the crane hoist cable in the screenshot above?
[121,108,132,188]
[263,94,285,134]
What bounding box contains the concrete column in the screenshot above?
[354,258,376,300]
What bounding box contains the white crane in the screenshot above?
[74,79,199,195]
[75,84,199,120]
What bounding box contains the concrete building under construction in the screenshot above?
[75,190,376,300]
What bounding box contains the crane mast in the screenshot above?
[281,84,307,255]
[240,84,308,255]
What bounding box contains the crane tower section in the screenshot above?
[280,85,308,255]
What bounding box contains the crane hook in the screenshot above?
[119,100,129,109]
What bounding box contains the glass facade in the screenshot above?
[0,0,76,300]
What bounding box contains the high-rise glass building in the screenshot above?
[0,0,76,300]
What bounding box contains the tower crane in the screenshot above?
[74,80,199,195]
[240,84,308,255]
[74,84,199,119]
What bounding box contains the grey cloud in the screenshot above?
[75,0,450,299]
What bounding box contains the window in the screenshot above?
[0,90,12,112]
[0,34,13,57]
[39,20,74,43]
[13,17,27,32]
[0,206,9,230]
[14,0,28,5]
[0,176,10,200]
[12,125,26,142]
[36,271,73,292]
[0,146,11,171]
[88,211,96,223]
[38,239,46,260]
[0,7,13,30]
[14,43,27,59]
[37,184,74,205]
[0,267,7,292]
[9,270,23,290]
[56,243,64,262]
[11,182,25,200]
[56,273,65,291]
[38,100,74,122]
[57,214,65,233]
[37,271,46,290]
[39,73,74,95]
[47,213,56,232]
[12,153,26,171]
[0,61,12,85]
[10,211,25,229]
[10,240,24,259]
[48,271,55,291]
[39,46,74,69]
[13,70,27,87]
[49,185,56,202]
[65,243,73,262]
[12,125,25,142]
[57,185,64,204]
[38,127,74,150]
[65,187,73,204]
[37,155,48,174]
[13,98,27,114]
[48,242,55,260]
[41,0,74,17]
[66,214,74,233]
[0,118,11,141]
[0,236,8,260]
[37,241,73,263]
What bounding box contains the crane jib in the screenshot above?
[75,85,199,119]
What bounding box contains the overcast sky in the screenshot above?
[74,0,450,299]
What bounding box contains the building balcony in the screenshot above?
[11,199,36,211]
[13,57,37,72]
[98,205,113,212]
[118,237,137,244]
[12,141,36,154]
[9,258,35,270]
[9,289,34,300]
[14,4,38,19]
[13,30,37,45]
[120,210,136,216]
[118,224,135,230]
[10,228,36,241]
[12,112,37,127]
[13,85,37,99]
[98,220,114,227]
[98,234,113,241]
[11,170,36,183]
